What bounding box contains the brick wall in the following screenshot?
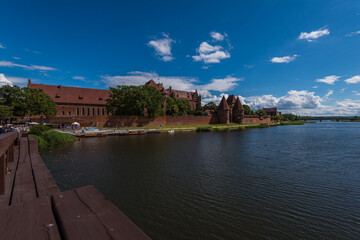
[31,114,269,127]
[243,115,271,124]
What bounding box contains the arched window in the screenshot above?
[93,108,95,115]
[102,108,105,115]
[97,108,100,115]
[88,108,90,116]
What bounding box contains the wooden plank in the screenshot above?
[75,186,151,240]
[0,147,19,207]
[52,189,114,240]
[27,136,60,197]
[0,132,18,158]
[0,196,61,240]
[10,138,37,205]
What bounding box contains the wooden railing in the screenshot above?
[0,132,20,195]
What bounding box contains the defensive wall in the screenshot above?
[29,114,270,127]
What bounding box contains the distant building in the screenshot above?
[262,107,281,116]
[28,79,111,117]
[217,95,244,124]
[145,80,200,110]
[28,79,200,118]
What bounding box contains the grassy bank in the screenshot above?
[29,125,77,148]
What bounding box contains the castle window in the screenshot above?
[76,108,79,115]
[55,94,60,98]
[79,95,83,99]
[68,111,71,115]
[82,107,85,115]
[87,108,90,116]
[61,111,65,116]
[97,108,100,115]
[93,108,95,115]
[102,108,105,116]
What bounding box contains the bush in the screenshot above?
[193,110,205,116]
[42,130,77,145]
[29,134,47,148]
[196,126,213,132]
[259,123,269,128]
[28,125,51,136]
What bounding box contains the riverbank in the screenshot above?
[59,120,309,137]
[29,125,77,148]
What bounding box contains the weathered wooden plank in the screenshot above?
[10,138,37,205]
[0,196,61,240]
[75,186,151,240]
[0,132,18,158]
[0,147,19,207]
[27,136,60,197]
[52,189,114,240]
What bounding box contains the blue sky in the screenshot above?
[1,0,360,115]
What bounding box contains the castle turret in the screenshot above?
[217,96,230,124]
[232,97,244,124]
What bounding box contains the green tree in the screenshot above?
[0,105,13,123]
[272,115,283,121]
[243,105,253,115]
[166,97,191,116]
[282,114,297,121]
[204,101,217,111]
[255,109,267,116]
[0,85,57,118]
[106,85,164,117]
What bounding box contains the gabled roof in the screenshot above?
[233,97,244,110]
[29,83,110,106]
[227,95,236,106]
[218,96,230,110]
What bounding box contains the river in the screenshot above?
[41,121,360,239]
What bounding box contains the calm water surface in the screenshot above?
[41,122,360,239]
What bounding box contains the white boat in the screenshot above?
[167,130,175,134]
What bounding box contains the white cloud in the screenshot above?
[313,86,318,89]
[203,90,339,115]
[0,60,57,71]
[148,34,175,62]
[345,75,360,84]
[298,27,330,42]
[0,73,12,86]
[315,75,340,85]
[0,43,5,49]
[210,31,226,41]
[271,54,298,63]
[352,91,360,96]
[345,30,360,37]
[202,76,243,92]
[12,56,20,60]
[73,76,85,80]
[0,73,28,87]
[340,88,347,93]
[101,71,242,96]
[192,42,230,64]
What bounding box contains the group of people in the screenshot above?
[0,124,26,134]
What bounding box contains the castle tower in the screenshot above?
[217,96,230,124]
[232,97,244,124]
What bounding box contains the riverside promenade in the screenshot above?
[0,132,150,240]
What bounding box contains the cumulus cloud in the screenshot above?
[192,42,230,64]
[0,60,57,71]
[0,73,12,86]
[315,75,340,85]
[101,71,242,97]
[298,27,330,42]
[344,75,360,84]
[202,76,243,92]
[271,54,298,63]
[0,73,28,87]
[148,33,175,62]
[345,30,360,37]
[203,89,339,115]
[210,31,226,41]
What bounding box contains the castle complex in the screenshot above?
[27,79,270,127]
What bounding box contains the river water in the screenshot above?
[41,121,360,239]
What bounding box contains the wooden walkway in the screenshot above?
[0,134,150,240]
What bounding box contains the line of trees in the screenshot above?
[0,85,57,123]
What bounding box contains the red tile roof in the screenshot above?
[233,97,244,110]
[29,83,110,106]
